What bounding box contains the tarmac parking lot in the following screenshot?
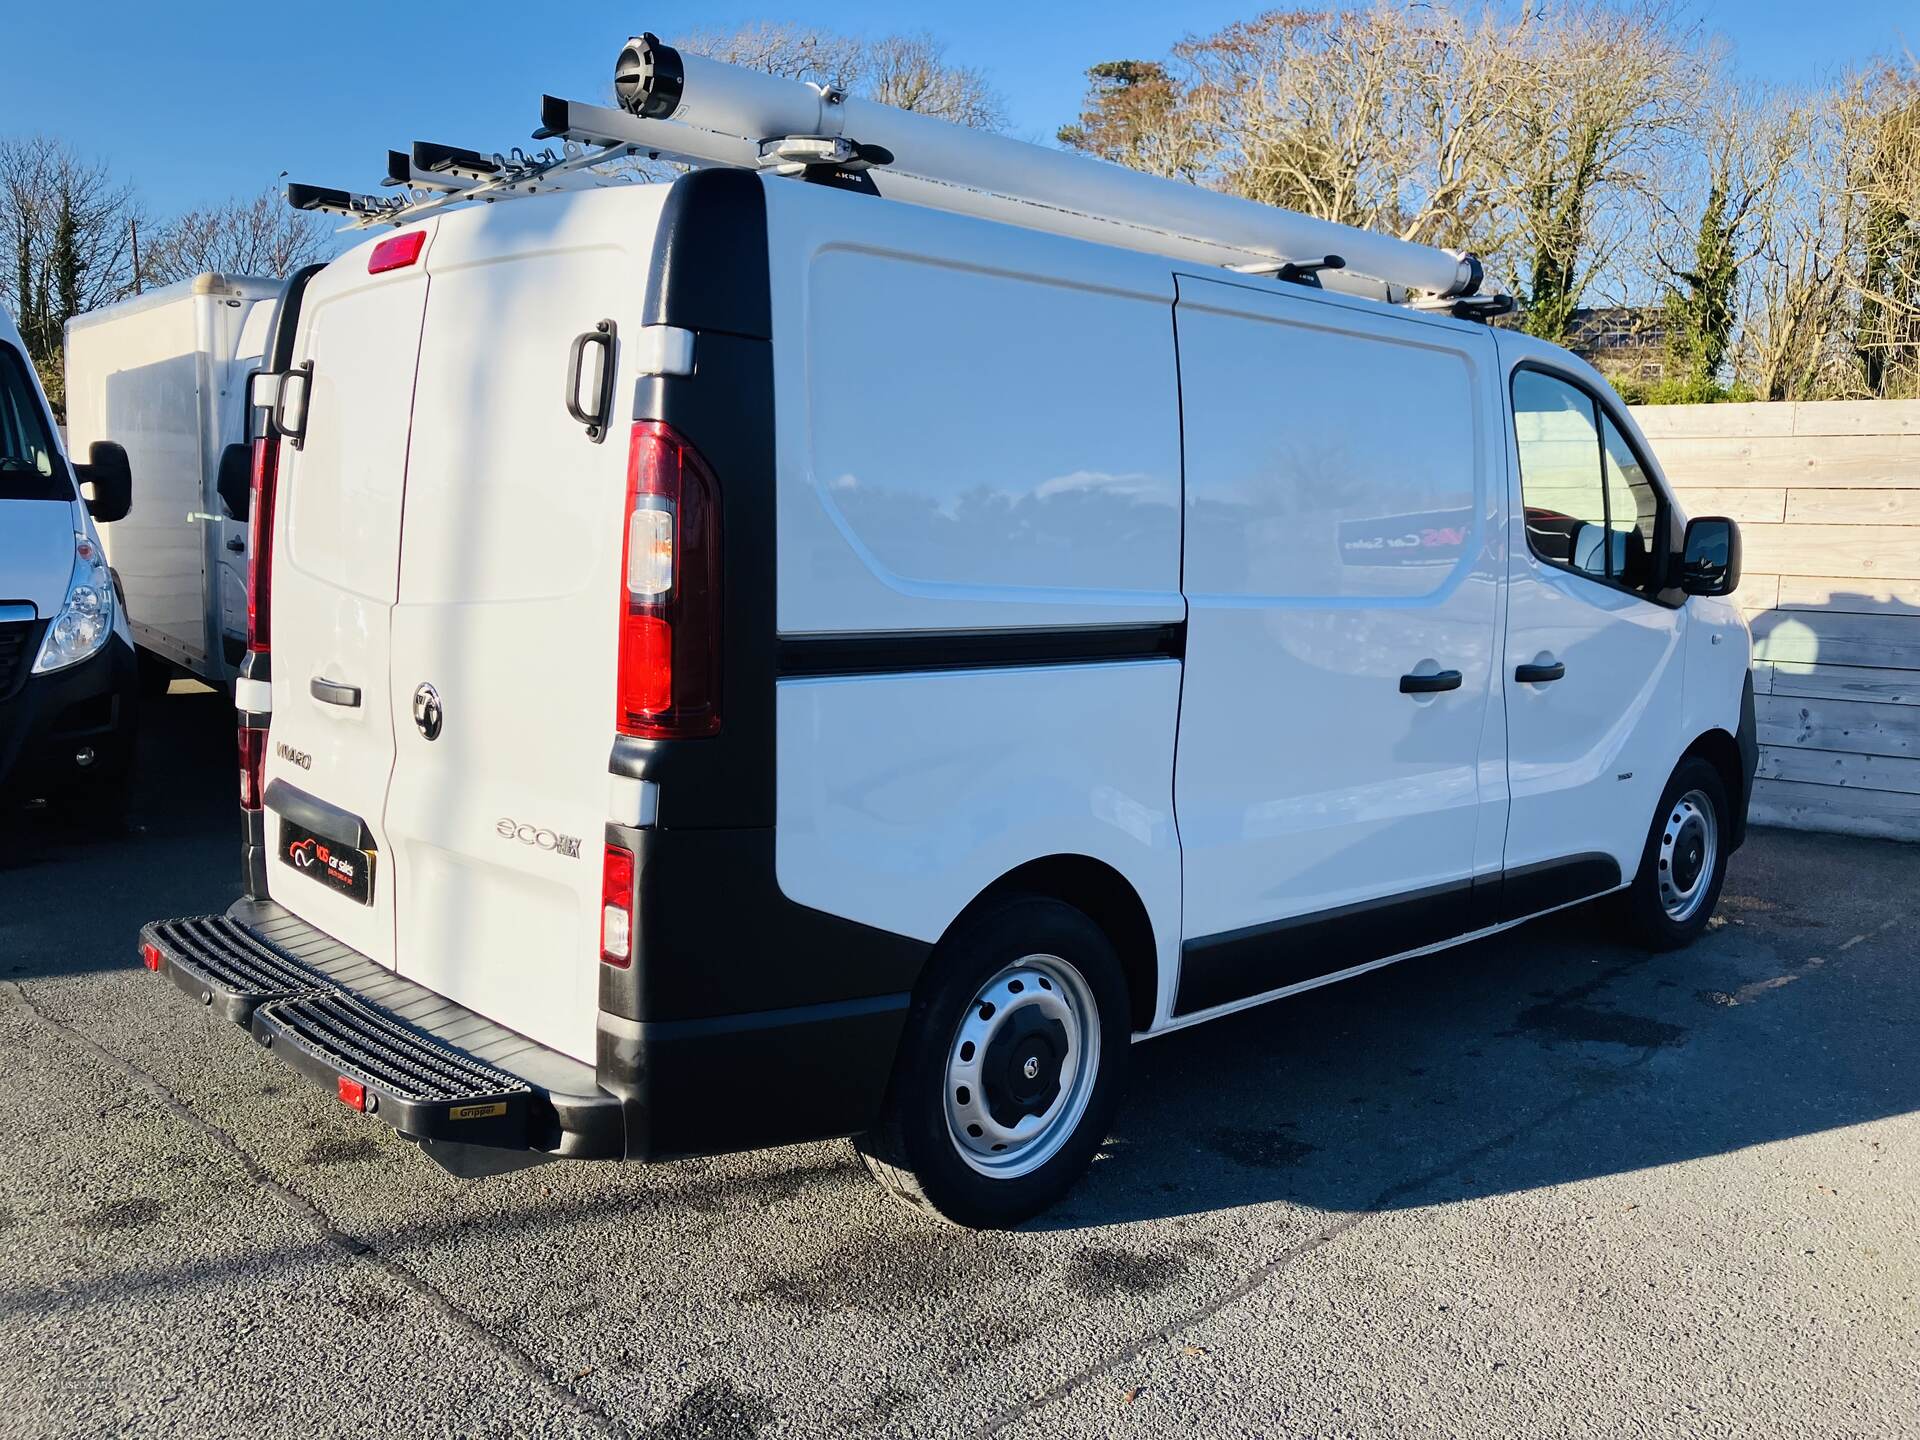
[1,683,1915,1439]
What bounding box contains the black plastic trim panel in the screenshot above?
[599,822,930,1024]
[641,169,770,340]
[261,777,375,850]
[1493,853,1621,923]
[777,624,1185,679]
[1733,671,1757,849]
[1174,854,1624,1016]
[599,994,910,1161]
[1175,877,1475,1016]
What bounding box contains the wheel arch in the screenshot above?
[944,855,1159,1034]
[1681,727,1748,849]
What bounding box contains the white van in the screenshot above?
[65,274,289,695]
[139,41,1754,1227]
[0,304,138,810]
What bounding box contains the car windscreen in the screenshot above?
[0,343,69,501]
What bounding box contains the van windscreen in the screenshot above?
[0,344,68,501]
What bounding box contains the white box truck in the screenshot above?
[65,274,288,694]
[135,35,1755,1227]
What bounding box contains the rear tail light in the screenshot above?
[336,1076,367,1110]
[246,435,280,654]
[600,844,636,967]
[617,421,721,738]
[238,723,267,811]
[141,942,162,972]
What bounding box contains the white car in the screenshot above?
[0,304,138,812]
[139,37,1754,1228]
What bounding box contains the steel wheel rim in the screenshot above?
[1658,789,1718,923]
[944,954,1100,1179]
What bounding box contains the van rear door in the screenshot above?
[257,226,436,968]
[385,189,667,1063]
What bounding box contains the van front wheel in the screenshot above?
[855,897,1130,1228]
[1623,756,1731,951]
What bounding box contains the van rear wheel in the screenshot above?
[1623,756,1731,951]
[855,896,1130,1228]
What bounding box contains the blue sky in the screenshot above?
[6,1,1914,219]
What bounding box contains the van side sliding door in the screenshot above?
[1170,276,1508,1019]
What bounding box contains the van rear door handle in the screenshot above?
[310,676,361,707]
[1399,669,1463,694]
[1515,661,1566,684]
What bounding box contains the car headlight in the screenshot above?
[32,533,116,674]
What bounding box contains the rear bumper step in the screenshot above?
[138,908,623,1162]
[254,993,532,1150]
[140,914,330,1026]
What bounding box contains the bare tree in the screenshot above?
[1171,7,1515,247]
[1648,84,1806,395]
[1494,3,1704,342]
[678,23,1002,127]
[0,135,141,408]
[139,189,332,287]
[1838,60,1920,397]
[679,21,865,90]
[864,33,1004,130]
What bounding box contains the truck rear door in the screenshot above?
[258,225,436,969]
[386,190,665,1063]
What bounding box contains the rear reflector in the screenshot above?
[245,435,279,654]
[337,1076,367,1111]
[368,229,426,273]
[617,422,721,738]
[601,844,636,967]
[238,724,267,812]
[141,942,162,972]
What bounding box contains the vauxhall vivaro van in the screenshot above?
[0,304,138,814]
[136,37,1754,1227]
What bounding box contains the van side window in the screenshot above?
[1512,369,1607,580]
[1512,368,1666,599]
[1602,416,1660,594]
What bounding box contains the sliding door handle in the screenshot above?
[310,676,362,708]
[1399,669,1463,694]
[1515,661,1566,684]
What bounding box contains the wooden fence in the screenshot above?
[1633,399,1920,842]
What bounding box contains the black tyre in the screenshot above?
[855,896,1131,1228]
[1622,755,1731,951]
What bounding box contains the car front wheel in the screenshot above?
[1623,755,1731,950]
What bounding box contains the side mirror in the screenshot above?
[1681,516,1741,597]
[76,440,132,524]
[217,442,252,521]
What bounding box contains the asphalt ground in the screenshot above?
[1,682,1915,1439]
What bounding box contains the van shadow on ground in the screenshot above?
[1045,824,1916,1227]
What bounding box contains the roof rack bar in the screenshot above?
[383,150,476,193]
[286,182,405,220]
[606,31,1485,299]
[412,141,503,184]
[535,94,755,170]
